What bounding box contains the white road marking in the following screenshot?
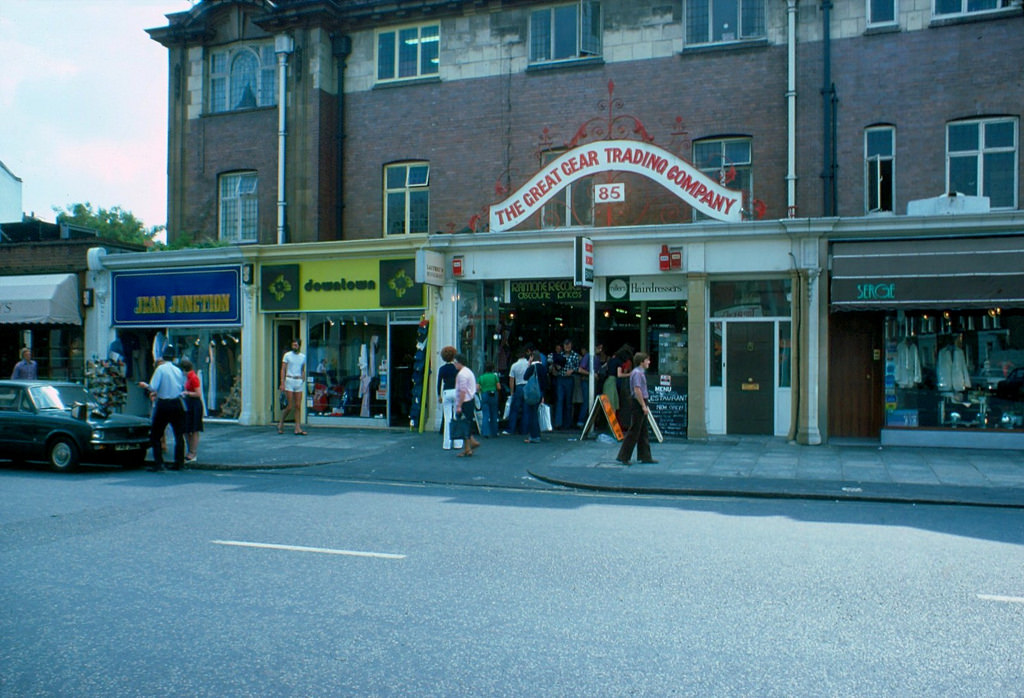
[211,539,405,559]
[976,594,1024,604]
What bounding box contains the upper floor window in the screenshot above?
[219,172,258,243]
[385,163,429,235]
[529,2,602,64]
[947,117,1018,209]
[377,24,439,82]
[934,0,1011,17]
[868,0,897,25]
[865,126,895,213]
[685,0,765,46]
[693,137,752,219]
[540,150,593,228]
[210,44,276,113]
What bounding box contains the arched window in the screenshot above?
[210,44,277,113]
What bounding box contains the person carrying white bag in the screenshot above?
[521,351,550,443]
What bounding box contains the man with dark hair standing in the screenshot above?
[616,352,658,466]
[553,338,580,429]
[278,338,307,435]
[140,347,186,471]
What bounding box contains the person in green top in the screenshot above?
[477,361,502,438]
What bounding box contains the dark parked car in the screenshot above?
[0,380,151,471]
[996,368,1024,401]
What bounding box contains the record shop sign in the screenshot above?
[113,266,241,327]
[511,280,587,303]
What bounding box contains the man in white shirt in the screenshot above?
[278,338,307,435]
[503,348,530,435]
[139,346,186,471]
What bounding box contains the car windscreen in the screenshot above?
[29,385,97,410]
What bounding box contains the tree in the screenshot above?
[53,202,165,248]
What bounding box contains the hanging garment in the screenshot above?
[895,339,922,388]
[937,345,971,392]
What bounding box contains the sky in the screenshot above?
[0,0,194,230]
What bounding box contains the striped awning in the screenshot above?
[0,273,82,325]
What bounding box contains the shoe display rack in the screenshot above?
[85,359,128,412]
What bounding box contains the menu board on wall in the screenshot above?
[647,379,687,438]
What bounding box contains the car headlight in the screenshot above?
[91,430,104,441]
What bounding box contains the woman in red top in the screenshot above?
[180,358,204,463]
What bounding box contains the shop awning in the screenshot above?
[0,273,82,325]
[830,236,1024,310]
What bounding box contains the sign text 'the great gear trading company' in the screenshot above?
[489,139,742,232]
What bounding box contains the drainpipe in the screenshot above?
[786,0,798,217]
[332,34,351,240]
[821,0,837,216]
[275,34,294,245]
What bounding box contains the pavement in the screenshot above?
[178,421,1024,508]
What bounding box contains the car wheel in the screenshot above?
[48,436,80,472]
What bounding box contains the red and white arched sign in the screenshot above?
[489,139,742,232]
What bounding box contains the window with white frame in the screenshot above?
[540,150,593,228]
[947,117,1018,209]
[377,24,439,82]
[934,0,1010,18]
[385,163,430,235]
[219,172,258,243]
[868,0,897,25]
[685,0,765,46]
[865,126,895,213]
[210,44,276,113]
[529,2,602,64]
[693,137,752,219]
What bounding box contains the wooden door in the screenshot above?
[726,322,775,435]
[828,312,885,438]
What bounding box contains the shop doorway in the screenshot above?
[828,312,885,438]
[726,322,774,434]
[273,319,300,422]
[388,323,418,427]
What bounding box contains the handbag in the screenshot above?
[523,371,542,406]
[538,403,553,432]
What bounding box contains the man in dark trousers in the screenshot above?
[139,346,187,471]
[616,352,659,466]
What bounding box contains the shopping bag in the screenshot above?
[539,403,553,432]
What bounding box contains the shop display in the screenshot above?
[884,310,1024,431]
[307,315,387,419]
[409,318,430,430]
[85,359,128,412]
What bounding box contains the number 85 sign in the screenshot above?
[594,182,625,203]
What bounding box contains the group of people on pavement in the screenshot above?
[435,339,657,464]
[138,345,204,471]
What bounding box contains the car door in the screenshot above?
[0,385,31,458]
[19,388,57,458]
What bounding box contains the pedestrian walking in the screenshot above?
[277,338,307,435]
[437,345,462,450]
[180,358,204,463]
[453,353,481,457]
[10,347,37,379]
[616,352,658,466]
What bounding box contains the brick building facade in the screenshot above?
[136,0,1024,445]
